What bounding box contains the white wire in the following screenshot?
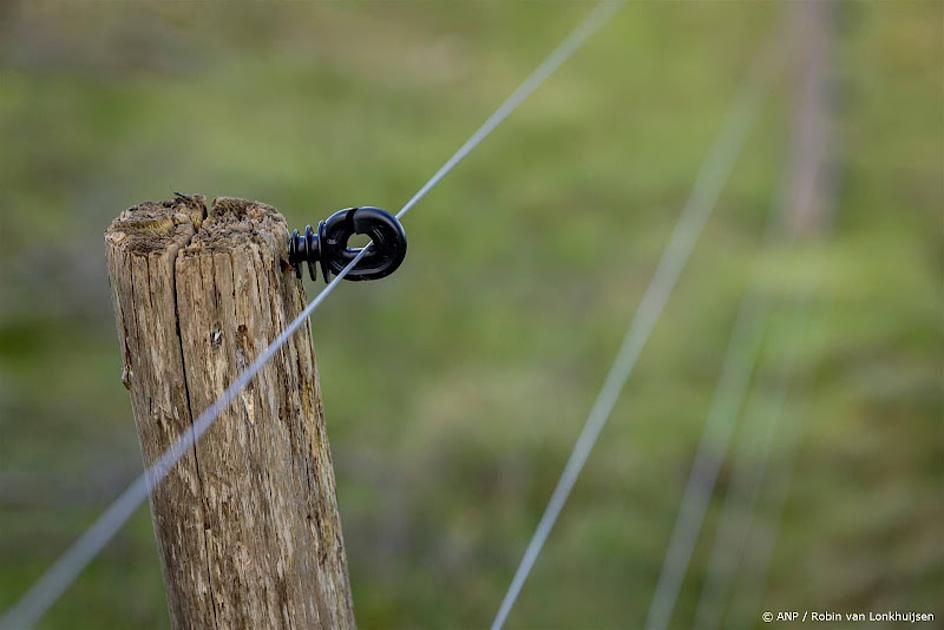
[490,44,779,630]
[643,199,794,630]
[396,0,627,221]
[692,317,803,630]
[726,302,814,628]
[2,4,626,627]
[644,293,769,630]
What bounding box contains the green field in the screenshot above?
[0,2,941,628]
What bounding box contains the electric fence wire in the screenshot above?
[712,6,835,622]
[490,41,783,630]
[728,95,835,629]
[692,298,810,630]
[644,286,771,630]
[727,388,811,629]
[643,196,798,630]
[713,302,820,630]
[396,0,626,222]
[0,2,625,627]
[715,101,832,630]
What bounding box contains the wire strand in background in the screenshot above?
[692,299,809,630]
[643,185,797,630]
[490,41,782,630]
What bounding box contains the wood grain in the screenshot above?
[105,196,355,629]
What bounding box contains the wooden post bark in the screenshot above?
[104,195,355,629]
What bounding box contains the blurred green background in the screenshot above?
[0,1,940,628]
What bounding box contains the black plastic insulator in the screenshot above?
[288,207,407,282]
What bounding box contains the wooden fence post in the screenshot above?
[105,195,356,629]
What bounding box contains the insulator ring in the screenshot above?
[289,207,407,283]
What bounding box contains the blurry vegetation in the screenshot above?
[0,1,941,628]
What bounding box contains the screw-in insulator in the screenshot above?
[289,207,407,282]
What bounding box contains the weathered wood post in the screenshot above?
[105,195,355,629]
